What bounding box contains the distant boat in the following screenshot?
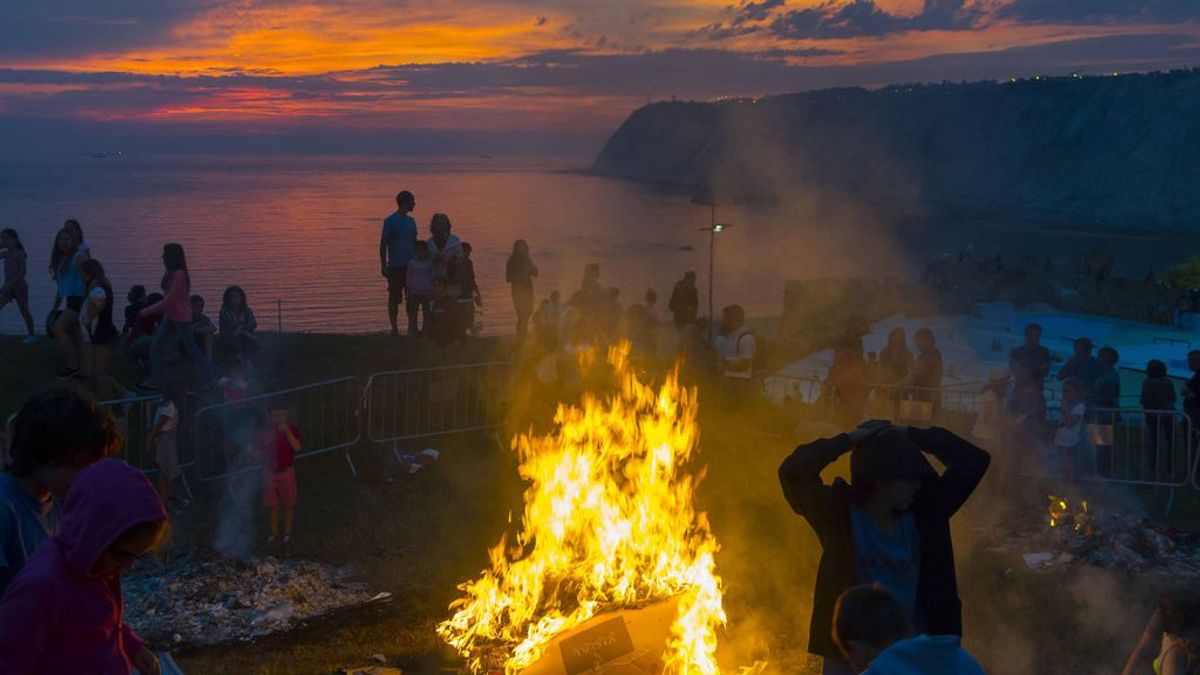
[86,151,123,159]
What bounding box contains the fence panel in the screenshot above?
[365,362,512,445]
[1078,407,1193,488]
[191,377,362,481]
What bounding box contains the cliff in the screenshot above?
[592,70,1200,229]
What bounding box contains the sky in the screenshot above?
[1,0,1199,156]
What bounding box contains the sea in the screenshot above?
[1,154,1197,336]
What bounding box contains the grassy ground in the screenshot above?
[1,333,1193,674]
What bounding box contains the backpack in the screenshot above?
[737,329,769,375]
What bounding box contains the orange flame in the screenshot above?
[437,344,726,674]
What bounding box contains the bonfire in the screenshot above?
[437,344,726,675]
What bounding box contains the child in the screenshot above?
[405,240,435,336]
[122,285,147,337]
[147,383,186,509]
[0,458,167,675]
[778,422,989,674]
[1121,589,1200,675]
[260,405,301,545]
[0,228,37,344]
[833,585,984,675]
[0,386,121,594]
[1142,359,1177,475]
[428,277,459,347]
[457,242,482,337]
[217,285,259,362]
[1053,377,1088,481]
[190,294,216,359]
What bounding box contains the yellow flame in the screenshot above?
[1047,495,1068,528]
[437,344,726,674]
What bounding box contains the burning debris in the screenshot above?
[990,495,1200,577]
[124,549,388,646]
[437,344,729,675]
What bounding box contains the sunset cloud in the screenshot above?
[1,0,1198,155]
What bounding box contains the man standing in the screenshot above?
[713,304,755,401]
[1057,337,1102,397]
[381,191,418,337]
[778,422,989,675]
[1009,323,1051,420]
[668,271,699,330]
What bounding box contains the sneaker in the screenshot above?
[55,366,80,379]
[21,335,38,345]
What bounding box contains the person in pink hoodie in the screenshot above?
[0,458,168,675]
[138,242,215,391]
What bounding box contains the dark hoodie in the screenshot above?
[778,427,989,661]
[0,459,166,674]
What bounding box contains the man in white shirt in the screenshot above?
[713,305,756,401]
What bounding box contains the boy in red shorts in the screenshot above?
[260,404,301,545]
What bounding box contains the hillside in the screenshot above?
[592,70,1200,229]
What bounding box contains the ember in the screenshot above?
[437,344,730,675]
[124,549,387,646]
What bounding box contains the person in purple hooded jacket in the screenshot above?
[0,458,168,675]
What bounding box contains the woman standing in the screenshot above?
[139,243,214,389]
[79,259,122,402]
[218,285,259,363]
[0,229,37,344]
[49,228,89,377]
[505,239,538,344]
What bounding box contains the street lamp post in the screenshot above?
[700,201,731,342]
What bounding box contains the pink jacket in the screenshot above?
[139,269,191,322]
[0,459,167,674]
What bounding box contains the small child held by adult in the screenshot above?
[0,386,121,594]
[406,240,435,336]
[0,458,167,675]
[258,404,301,545]
[833,585,984,674]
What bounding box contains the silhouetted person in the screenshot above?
[506,239,539,344]
[381,191,417,337]
[878,327,912,385]
[905,328,943,405]
[1057,337,1102,398]
[1009,323,1050,421]
[668,271,699,330]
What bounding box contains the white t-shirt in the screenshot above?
[79,285,107,334]
[714,328,755,379]
[154,401,179,433]
[1054,402,1086,447]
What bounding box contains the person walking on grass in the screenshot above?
[79,259,124,404]
[778,421,989,675]
[506,239,538,344]
[0,229,37,344]
[0,459,167,675]
[259,404,301,546]
[49,228,89,378]
[381,191,417,337]
[138,243,214,390]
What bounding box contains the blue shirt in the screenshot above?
[0,474,58,594]
[54,250,87,298]
[850,505,922,628]
[382,213,418,269]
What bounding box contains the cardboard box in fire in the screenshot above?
[521,598,680,675]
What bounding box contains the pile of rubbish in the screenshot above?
[124,549,389,646]
[990,496,1200,577]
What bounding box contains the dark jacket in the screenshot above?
[778,427,990,660]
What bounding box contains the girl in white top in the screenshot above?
[1053,377,1087,481]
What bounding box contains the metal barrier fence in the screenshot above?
[1081,408,1195,489]
[364,362,512,447]
[191,377,363,481]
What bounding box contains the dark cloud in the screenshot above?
[769,0,981,39]
[0,0,206,58]
[734,0,787,25]
[996,0,1200,24]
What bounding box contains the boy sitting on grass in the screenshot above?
[259,404,301,545]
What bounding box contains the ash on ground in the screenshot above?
[985,502,1200,577]
[124,548,387,646]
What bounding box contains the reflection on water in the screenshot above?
[0,155,1191,335]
